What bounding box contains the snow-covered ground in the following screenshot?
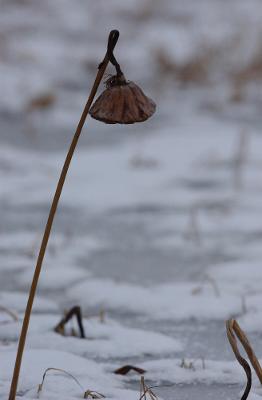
[1,1,262,400]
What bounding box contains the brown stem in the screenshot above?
[226,320,252,400]
[8,30,120,400]
[54,305,86,339]
[230,319,262,384]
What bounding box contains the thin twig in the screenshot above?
[0,305,19,322]
[37,367,106,400]
[37,367,84,397]
[139,377,158,400]
[233,130,250,191]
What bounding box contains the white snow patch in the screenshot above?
[68,278,242,321]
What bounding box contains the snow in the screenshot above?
[68,279,242,321]
[0,292,58,314]
[0,314,182,359]
[0,349,119,399]
[2,1,262,400]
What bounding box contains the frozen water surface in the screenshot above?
[1,1,262,399]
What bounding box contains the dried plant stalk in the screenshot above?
[140,376,147,400]
[226,319,252,400]
[139,377,158,400]
[8,28,156,400]
[228,319,262,384]
[37,367,84,397]
[0,305,19,322]
[8,30,120,400]
[54,306,86,339]
[233,129,250,190]
[37,367,105,399]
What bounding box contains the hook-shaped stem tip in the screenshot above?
[99,29,123,76]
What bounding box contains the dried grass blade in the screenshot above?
[37,367,84,397]
[139,376,147,400]
[139,377,159,400]
[147,387,158,400]
[0,305,19,322]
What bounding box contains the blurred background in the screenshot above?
[1,0,262,148]
[1,2,262,399]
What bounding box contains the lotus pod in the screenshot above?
[90,74,156,124]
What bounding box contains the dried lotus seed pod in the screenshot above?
[90,74,156,124]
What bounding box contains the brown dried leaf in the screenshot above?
[84,390,105,399]
[114,365,146,375]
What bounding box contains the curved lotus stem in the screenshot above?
[226,319,262,400]
[8,30,120,400]
[226,320,252,400]
[227,319,262,384]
